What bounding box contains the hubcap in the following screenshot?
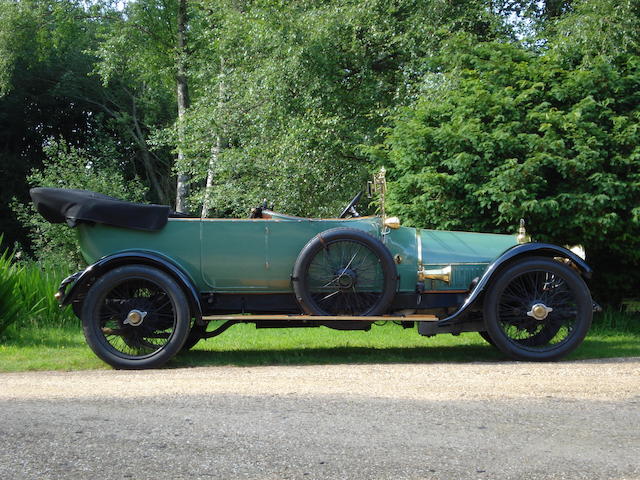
[335,268,357,289]
[124,309,147,327]
[527,303,553,321]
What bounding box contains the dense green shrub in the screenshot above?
[13,138,147,268]
[592,308,640,334]
[375,39,640,304]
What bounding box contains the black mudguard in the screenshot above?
[418,242,593,334]
[56,251,203,322]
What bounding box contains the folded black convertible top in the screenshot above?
[30,187,175,231]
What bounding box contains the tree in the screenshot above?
[548,0,640,61]
[93,0,197,212]
[0,0,176,253]
[178,0,510,218]
[0,0,107,251]
[175,0,191,212]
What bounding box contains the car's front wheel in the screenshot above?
[81,265,191,369]
[483,257,592,361]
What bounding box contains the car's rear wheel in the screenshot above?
[478,331,496,347]
[180,323,206,351]
[81,265,191,369]
[483,257,592,361]
[292,228,397,316]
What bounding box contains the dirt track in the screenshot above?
[0,359,639,479]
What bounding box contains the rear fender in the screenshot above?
[58,251,202,322]
[429,243,592,329]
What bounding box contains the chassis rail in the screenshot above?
[201,314,438,322]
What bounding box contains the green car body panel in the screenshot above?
[77,215,518,294]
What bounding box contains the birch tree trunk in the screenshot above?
[175,0,190,213]
[201,134,221,217]
[201,56,225,218]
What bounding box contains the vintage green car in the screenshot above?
[31,170,596,369]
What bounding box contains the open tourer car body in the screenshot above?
[31,170,596,369]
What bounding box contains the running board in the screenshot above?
[201,314,438,322]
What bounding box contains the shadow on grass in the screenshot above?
[171,336,640,368]
[173,344,503,368]
[1,326,638,372]
[570,337,640,360]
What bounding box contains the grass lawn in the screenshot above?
[1,319,639,372]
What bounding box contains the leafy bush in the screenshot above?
[13,137,147,268]
[592,308,640,334]
[375,38,640,304]
[0,247,76,339]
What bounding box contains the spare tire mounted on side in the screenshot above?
[292,228,397,316]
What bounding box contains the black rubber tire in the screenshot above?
[181,323,207,351]
[292,228,397,316]
[82,265,191,369]
[483,257,592,361]
[478,331,497,347]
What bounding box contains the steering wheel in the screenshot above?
[339,191,362,218]
[249,199,273,218]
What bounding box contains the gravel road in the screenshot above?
[0,359,639,480]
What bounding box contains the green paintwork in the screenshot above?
[418,229,517,291]
[199,217,381,291]
[384,227,517,291]
[78,220,204,288]
[77,215,517,294]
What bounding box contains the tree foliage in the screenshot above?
[173,0,507,217]
[14,138,147,267]
[0,0,103,251]
[0,0,173,252]
[377,13,640,301]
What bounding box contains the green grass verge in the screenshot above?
[1,317,638,372]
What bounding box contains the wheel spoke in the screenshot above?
[95,277,177,358]
[320,290,340,301]
[305,238,388,315]
[495,268,580,351]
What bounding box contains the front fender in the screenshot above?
[434,242,592,327]
[58,251,202,322]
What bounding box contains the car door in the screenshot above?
[200,219,269,291]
